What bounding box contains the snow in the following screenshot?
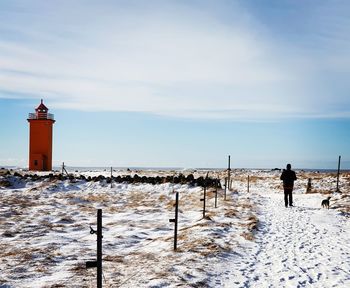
[222,193,350,287]
[0,169,349,287]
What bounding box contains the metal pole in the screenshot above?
[200,172,209,216]
[97,209,102,288]
[174,192,178,250]
[169,192,179,251]
[336,155,341,192]
[62,162,64,174]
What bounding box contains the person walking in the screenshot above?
[280,164,297,207]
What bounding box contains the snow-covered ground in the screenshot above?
[0,169,349,287]
[222,193,350,287]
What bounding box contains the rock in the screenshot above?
[0,179,11,188]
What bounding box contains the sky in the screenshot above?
[0,0,349,169]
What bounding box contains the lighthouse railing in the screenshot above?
[28,113,54,120]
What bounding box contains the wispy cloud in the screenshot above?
[0,0,349,120]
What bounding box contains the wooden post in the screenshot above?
[215,178,218,208]
[247,175,250,193]
[97,209,102,288]
[200,186,206,218]
[306,178,312,193]
[200,172,209,216]
[62,162,69,176]
[227,155,231,190]
[172,173,176,193]
[110,167,113,188]
[169,192,179,251]
[336,155,341,192]
[224,178,227,201]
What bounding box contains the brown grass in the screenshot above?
[247,176,264,183]
[81,193,111,203]
[241,232,254,241]
[103,255,124,263]
[224,210,238,217]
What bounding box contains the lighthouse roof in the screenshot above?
[35,99,49,112]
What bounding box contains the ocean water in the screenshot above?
[53,166,348,173]
[2,166,349,173]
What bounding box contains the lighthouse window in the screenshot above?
[34,160,38,166]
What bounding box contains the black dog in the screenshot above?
[321,196,331,209]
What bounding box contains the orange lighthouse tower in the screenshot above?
[27,100,55,171]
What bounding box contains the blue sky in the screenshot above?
[0,0,349,169]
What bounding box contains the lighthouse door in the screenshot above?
[32,154,44,170]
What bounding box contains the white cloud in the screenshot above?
[0,0,349,119]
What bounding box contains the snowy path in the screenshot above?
[223,192,350,288]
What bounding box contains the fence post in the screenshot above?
[97,209,102,288]
[86,209,103,288]
[169,192,179,250]
[200,185,206,218]
[215,178,218,208]
[110,167,113,188]
[224,178,227,201]
[306,178,312,193]
[336,155,341,192]
[227,155,231,190]
[247,175,250,193]
[62,162,69,176]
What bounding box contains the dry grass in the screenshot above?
[80,193,112,203]
[1,173,262,287]
[1,196,36,209]
[224,209,239,217]
[241,232,254,241]
[103,255,124,263]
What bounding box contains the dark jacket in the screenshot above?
[280,169,297,187]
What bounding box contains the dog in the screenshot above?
[321,196,331,209]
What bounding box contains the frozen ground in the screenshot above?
[0,169,349,287]
[222,193,350,287]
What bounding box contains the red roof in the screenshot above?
[35,99,49,111]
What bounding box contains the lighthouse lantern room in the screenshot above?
[27,99,55,171]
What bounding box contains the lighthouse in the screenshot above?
[27,100,55,171]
